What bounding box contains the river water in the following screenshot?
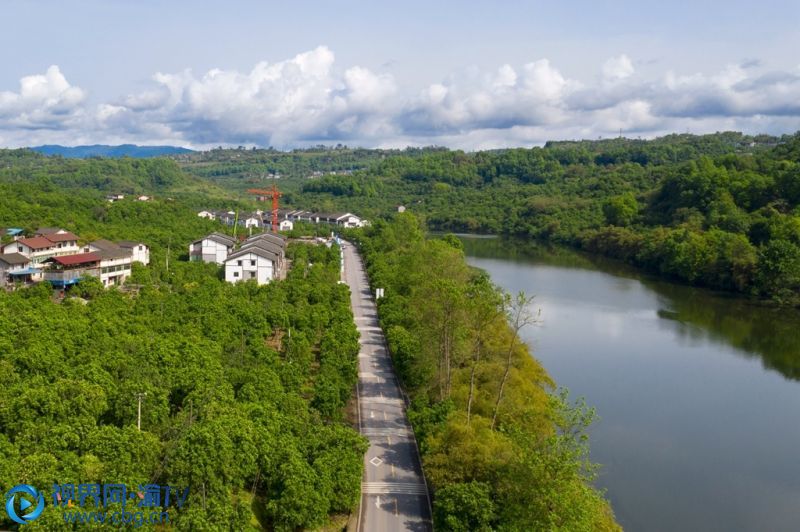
[459,235,800,532]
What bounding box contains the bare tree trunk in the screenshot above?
[491,292,537,430]
[466,343,480,424]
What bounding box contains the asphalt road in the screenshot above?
[342,242,433,532]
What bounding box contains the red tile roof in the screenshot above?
[17,236,54,250]
[45,232,78,243]
[50,252,100,266]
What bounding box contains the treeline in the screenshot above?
[350,214,619,531]
[0,240,365,530]
[296,132,800,304]
[0,149,201,193]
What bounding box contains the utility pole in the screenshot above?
[136,392,147,431]
[165,237,171,274]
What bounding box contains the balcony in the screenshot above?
[44,267,100,287]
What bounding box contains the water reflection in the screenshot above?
[460,236,800,382]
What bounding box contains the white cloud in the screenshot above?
[1,51,800,149]
[602,55,635,81]
[0,65,85,129]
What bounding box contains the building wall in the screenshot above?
[129,245,150,265]
[191,239,230,265]
[99,257,132,286]
[225,253,274,285]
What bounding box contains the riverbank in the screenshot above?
[460,233,800,531]
[349,214,620,531]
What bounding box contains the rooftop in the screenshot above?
[48,252,100,266]
[0,253,30,266]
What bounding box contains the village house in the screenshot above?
[86,240,135,286]
[197,210,216,220]
[279,219,293,231]
[43,253,101,288]
[2,229,80,264]
[224,247,278,285]
[106,194,124,203]
[0,253,38,287]
[118,241,150,265]
[189,232,236,264]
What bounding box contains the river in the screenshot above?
[459,235,800,532]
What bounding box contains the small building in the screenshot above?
[137,195,152,202]
[397,205,406,213]
[279,220,293,231]
[332,213,365,228]
[0,253,38,287]
[4,228,24,238]
[106,194,125,203]
[93,247,133,287]
[117,241,150,265]
[44,231,80,256]
[197,210,216,220]
[241,215,261,229]
[224,247,277,285]
[189,233,236,264]
[3,236,58,264]
[43,253,101,288]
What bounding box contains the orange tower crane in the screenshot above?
[246,184,282,232]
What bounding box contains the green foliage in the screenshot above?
[265,132,800,304]
[0,161,365,529]
[352,215,620,531]
[433,481,494,532]
[603,192,639,226]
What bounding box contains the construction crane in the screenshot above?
[247,183,282,232]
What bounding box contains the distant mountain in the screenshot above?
[31,144,194,158]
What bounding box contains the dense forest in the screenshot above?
[0,244,365,530]
[0,158,366,530]
[283,132,800,304]
[348,214,619,531]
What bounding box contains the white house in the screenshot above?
[197,211,216,220]
[243,216,261,229]
[93,247,133,287]
[337,213,365,228]
[137,195,152,202]
[106,194,124,203]
[279,220,293,231]
[189,233,236,264]
[118,241,150,265]
[0,253,37,286]
[224,248,277,285]
[2,230,79,264]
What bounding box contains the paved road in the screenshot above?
[342,242,433,532]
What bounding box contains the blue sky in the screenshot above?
[1,0,799,148]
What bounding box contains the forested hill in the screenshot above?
[285,131,800,304]
[0,149,228,199]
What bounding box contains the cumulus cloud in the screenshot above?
[0,65,85,130]
[1,51,800,149]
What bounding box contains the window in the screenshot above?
[237,260,242,266]
[233,272,239,278]
[17,246,22,252]
[250,271,256,279]
[251,260,256,266]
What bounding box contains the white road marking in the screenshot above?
[362,482,428,495]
